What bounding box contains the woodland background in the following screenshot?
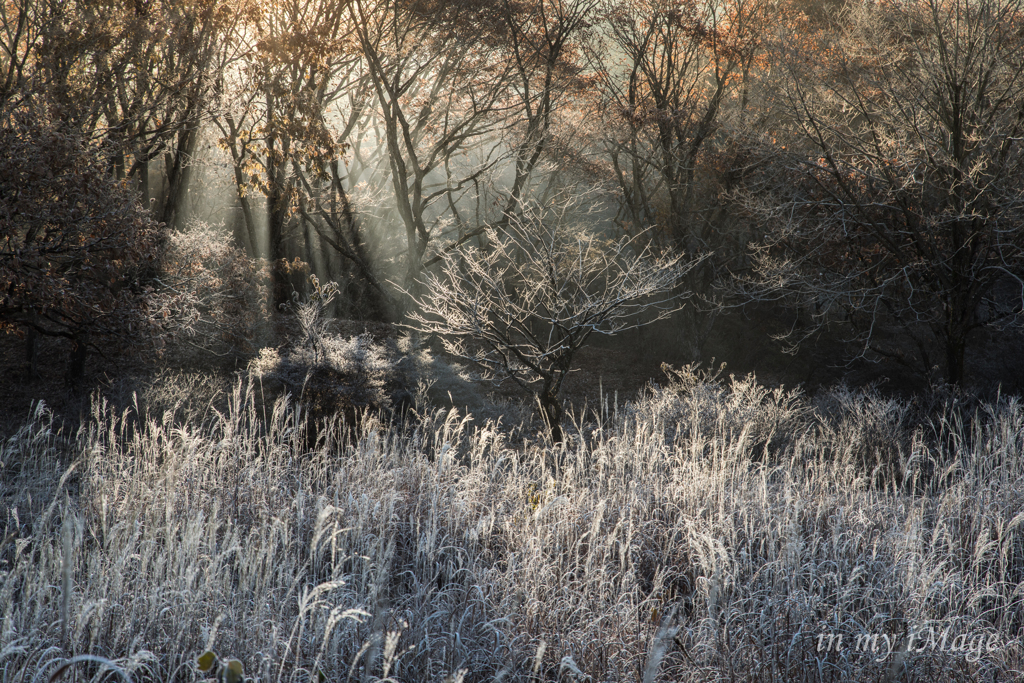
[3,0,1024,408]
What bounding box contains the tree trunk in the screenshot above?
[943,290,974,386]
[268,184,292,308]
[231,210,255,255]
[161,123,200,229]
[539,387,564,444]
[25,310,38,379]
[230,163,260,257]
[945,329,967,387]
[66,331,88,392]
[138,151,149,208]
[266,117,293,307]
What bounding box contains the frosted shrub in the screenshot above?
[152,219,271,362]
[812,384,914,483]
[250,283,417,436]
[629,363,811,460]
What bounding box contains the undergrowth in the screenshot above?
[1,370,1023,682]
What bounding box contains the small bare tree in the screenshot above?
[406,191,697,442]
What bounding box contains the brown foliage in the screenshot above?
[0,114,160,355]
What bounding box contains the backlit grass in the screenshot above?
[2,372,1023,681]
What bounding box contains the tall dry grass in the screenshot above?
[2,370,1023,682]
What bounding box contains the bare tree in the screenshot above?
[214,0,370,306]
[28,0,228,223]
[418,0,601,267]
[350,0,516,284]
[597,0,776,240]
[406,190,697,442]
[499,0,598,220]
[742,0,1024,386]
[595,0,774,358]
[0,0,41,113]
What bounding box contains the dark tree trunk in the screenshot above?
[231,210,254,255]
[945,332,967,387]
[539,387,564,444]
[138,151,149,207]
[943,295,973,386]
[161,122,200,229]
[233,170,260,257]
[268,189,292,308]
[66,331,88,392]
[265,121,293,307]
[25,317,38,379]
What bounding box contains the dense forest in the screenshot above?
[2,0,1024,681]
[3,0,1024,392]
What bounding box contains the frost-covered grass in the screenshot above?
[2,370,1023,682]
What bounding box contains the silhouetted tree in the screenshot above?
[351,0,517,284]
[26,0,229,223]
[596,0,775,358]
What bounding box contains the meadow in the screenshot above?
[2,364,1023,682]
